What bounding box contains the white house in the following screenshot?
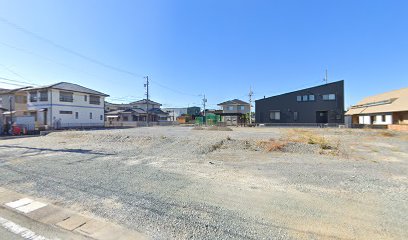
[25,82,109,129]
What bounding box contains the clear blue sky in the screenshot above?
[0,0,407,109]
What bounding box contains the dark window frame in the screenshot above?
[39,90,48,101]
[59,111,73,114]
[29,91,38,102]
[89,95,100,105]
[59,91,73,102]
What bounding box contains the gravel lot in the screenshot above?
[0,126,407,239]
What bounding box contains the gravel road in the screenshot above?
[0,126,407,239]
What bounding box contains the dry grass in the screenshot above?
[284,129,339,154]
[257,139,287,152]
[378,131,396,137]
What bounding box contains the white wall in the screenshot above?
[27,88,105,128]
[374,114,392,125]
[358,114,392,125]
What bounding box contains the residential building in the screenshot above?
[105,99,168,126]
[217,99,250,126]
[25,82,109,129]
[0,87,34,132]
[128,99,161,111]
[162,108,188,121]
[345,87,408,129]
[162,106,201,121]
[105,108,147,126]
[255,80,345,124]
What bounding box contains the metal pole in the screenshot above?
[9,96,13,126]
[202,94,206,126]
[145,76,149,127]
[249,86,253,124]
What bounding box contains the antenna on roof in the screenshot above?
[323,69,328,84]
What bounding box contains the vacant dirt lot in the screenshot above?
[0,126,407,239]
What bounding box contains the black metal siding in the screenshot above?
[255,80,345,124]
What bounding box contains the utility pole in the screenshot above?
[144,76,149,126]
[9,96,13,126]
[324,69,328,84]
[248,86,253,124]
[202,94,207,125]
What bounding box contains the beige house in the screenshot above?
[345,87,408,129]
[217,99,250,126]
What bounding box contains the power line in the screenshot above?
[0,17,204,98]
[0,16,145,79]
[0,41,104,79]
[0,76,37,87]
[0,64,40,86]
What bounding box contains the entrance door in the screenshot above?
[316,111,328,123]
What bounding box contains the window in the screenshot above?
[381,115,386,122]
[60,111,72,114]
[39,90,48,101]
[90,112,93,119]
[84,95,88,101]
[294,112,298,121]
[89,95,100,105]
[227,106,234,111]
[309,95,315,101]
[269,111,280,120]
[238,105,245,110]
[75,112,79,119]
[60,91,73,102]
[323,94,336,101]
[123,116,128,121]
[29,91,38,102]
[302,95,308,101]
[100,115,103,120]
[297,96,302,102]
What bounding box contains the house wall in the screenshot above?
[393,111,408,125]
[220,105,250,114]
[358,114,392,125]
[27,88,105,128]
[162,108,188,121]
[255,80,344,124]
[0,92,28,118]
[132,103,161,111]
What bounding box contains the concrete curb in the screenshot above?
[0,187,147,240]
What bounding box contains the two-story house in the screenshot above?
[25,82,109,129]
[217,99,250,126]
[0,87,32,132]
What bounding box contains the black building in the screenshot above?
[255,80,344,124]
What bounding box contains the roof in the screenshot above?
[129,99,161,106]
[218,99,249,106]
[256,80,344,102]
[26,82,109,97]
[345,87,408,115]
[148,108,168,115]
[106,108,147,115]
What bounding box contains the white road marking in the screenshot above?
[5,198,34,209]
[0,216,50,240]
[16,202,48,214]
